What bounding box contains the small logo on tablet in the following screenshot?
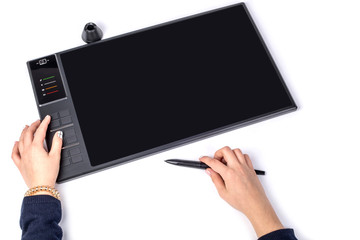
[38,59,48,65]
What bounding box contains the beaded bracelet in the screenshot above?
[24,186,61,200]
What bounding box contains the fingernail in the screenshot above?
[199,156,204,159]
[57,131,63,139]
[46,115,51,120]
[205,169,211,176]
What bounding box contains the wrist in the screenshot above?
[247,201,283,238]
[28,180,56,189]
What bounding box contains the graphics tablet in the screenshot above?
[27,3,297,183]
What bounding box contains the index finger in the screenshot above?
[33,115,51,145]
[200,156,228,176]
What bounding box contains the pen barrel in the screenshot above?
[165,159,265,175]
[197,161,265,175]
[198,162,210,169]
[180,161,207,169]
[255,169,265,175]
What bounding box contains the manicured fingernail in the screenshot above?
[57,131,63,139]
[46,115,51,119]
[205,169,211,176]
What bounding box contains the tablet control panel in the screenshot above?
[28,55,66,106]
[47,109,83,167]
[28,54,90,183]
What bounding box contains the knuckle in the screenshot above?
[32,142,43,150]
[207,157,216,166]
[22,125,29,132]
[18,141,23,149]
[223,146,231,151]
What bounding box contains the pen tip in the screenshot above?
[165,159,176,165]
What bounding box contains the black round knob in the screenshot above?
[82,22,103,44]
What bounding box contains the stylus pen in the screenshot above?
[165,159,265,175]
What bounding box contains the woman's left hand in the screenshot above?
[11,115,63,189]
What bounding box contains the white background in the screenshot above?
[1,0,359,239]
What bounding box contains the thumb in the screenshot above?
[49,131,63,158]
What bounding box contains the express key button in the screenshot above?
[50,119,60,128]
[69,147,81,156]
[60,116,72,125]
[61,149,70,159]
[64,128,75,137]
[72,155,83,163]
[50,112,59,120]
[64,136,77,145]
[59,109,70,117]
[61,157,71,167]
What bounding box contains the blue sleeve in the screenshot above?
[20,195,63,240]
[258,229,297,240]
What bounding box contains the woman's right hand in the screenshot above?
[200,146,284,238]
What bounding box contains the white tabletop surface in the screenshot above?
[1,0,360,239]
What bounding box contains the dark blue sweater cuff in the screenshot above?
[22,194,61,204]
[20,195,63,240]
[258,229,297,240]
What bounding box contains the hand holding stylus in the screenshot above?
[200,146,284,238]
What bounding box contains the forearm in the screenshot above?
[20,195,63,240]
